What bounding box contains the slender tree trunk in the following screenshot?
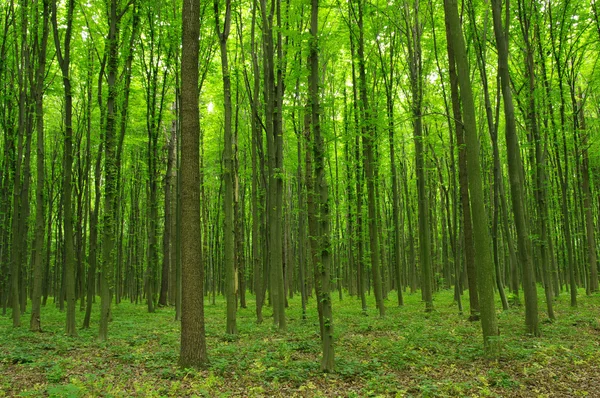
[259,0,286,331]
[578,93,598,293]
[309,0,334,371]
[490,0,539,336]
[348,24,367,313]
[10,0,29,328]
[404,0,432,312]
[52,0,77,337]
[356,0,384,317]
[99,0,120,341]
[548,5,577,307]
[443,7,479,319]
[215,0,237,335]
[377,30,403,306]
[30,0,50,332]
[517,0,554,319]
[444,0,499,352]
[83,52,106,329]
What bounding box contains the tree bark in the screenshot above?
[215,0,237,335]
[490,0,540,336]
[180,0,208,368]
[444,0,499,352]
[356,0,384,317]
[30,0,50,332]
[51,0,77,337]
[309,0,334,371]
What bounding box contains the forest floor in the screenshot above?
[1,288,600,397]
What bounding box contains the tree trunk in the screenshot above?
[180,0,208,368]
[309,0,334,371]
[52,0,77,337]
[578,93,598,293]
[30,0,50,332]
[490,0,539,336]
[99,0,120,341]
[356,0,384,317]
[215,0,237,335]
[517,0,554,319]
[404,0,432,312]
[443,6,479,318]
[444,0,499,352]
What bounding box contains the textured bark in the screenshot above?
[165,114,177,306]
[51,0,77,337]
[179,0,207,368]
[31,0,50,332]
[309,0,334,371]
[10,0,30,328]
[246,0,266,323]
[99,0,120,341]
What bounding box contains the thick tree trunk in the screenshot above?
[179,0,207,368]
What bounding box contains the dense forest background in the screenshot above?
[2,0,600,392]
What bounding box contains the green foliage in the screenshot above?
[46,364,66,383]
[47,384,81,398]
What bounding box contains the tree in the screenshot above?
[51,0,77,337]
[30,0,50,332]
[355,0,385,317]
[517,0,554,319]
[99,0,119,341]
[443,0,499,352]
[403,0,433,313]
[309,0,333,371]
[259,0,286,331]
[179,0,207,368]
[490,0,539,336]
[215,0,236,335]
[140,0,168,313]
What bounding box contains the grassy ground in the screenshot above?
[1,288,599,397]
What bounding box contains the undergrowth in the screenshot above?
[1,288,599,397]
